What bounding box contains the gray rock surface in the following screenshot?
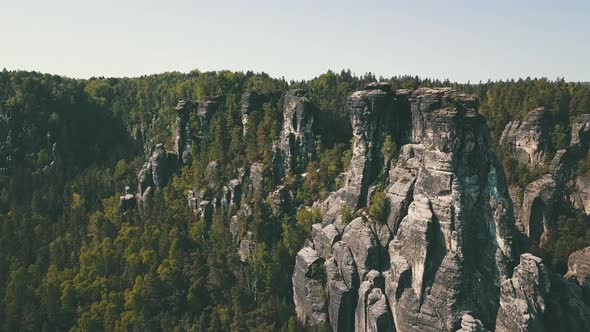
[566,246,590,283]
[292,246,328,327]
[325,241,358,332]
[500,107,551,166]
[496,254,550,332]
[385,88,516,331]
[517,174,557,247]
[276,89,316,176]
[292,86,590,331]
[312,223,340,260]
[137,143,173,200]
[319,83,401,223]
[173,99,196,166]
[341,218,383,281]
[572,176,590,215]
[570,114,590,149]
[249,162,264,193]
[456,314,488,332]
[355,271,394,332]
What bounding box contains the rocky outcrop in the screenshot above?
[295,86,522,331]
[319,83,407,223]
[572,176,590,214]
[570,114,590,149]
[137,143,175,201]
[291,86,590,331]
[496,254,550,332]
[174,99,196,166]
[355,270,394,332]
[249,162,264,193]
[384,88,516,332]
[500,107,552,166]
[516,174,557,247]
[457,314,488,332]
[292,246,328,327]
[325,241,358,332]
[276,89,316,177]
[119,186,136,213]
[565,246,590,283]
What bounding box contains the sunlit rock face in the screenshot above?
[294,86,520,331]
[292,85,590,332]
[275,89,316,178]
[318,83,409,224]
[174,99,196,166]
[384,88,516,331]
[500,107,552,167]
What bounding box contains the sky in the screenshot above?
[0,0,589,82]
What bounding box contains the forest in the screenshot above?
[1,68,590,331]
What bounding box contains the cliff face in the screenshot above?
[174,99,196,166]
[275,89,316,178]
[502,112,590,250]
[384,88,515,331]
[500,107,552,167]
[293,86,590,332]
[318,83,406,224]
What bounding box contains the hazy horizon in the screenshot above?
[1,0,589,82]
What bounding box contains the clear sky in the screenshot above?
[1,0,589,82]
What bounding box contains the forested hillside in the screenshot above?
[1,68,590,331]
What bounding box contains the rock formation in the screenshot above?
[297,87,504,330]
[383,88,515,332]
[572,176,590,214]
[496,254,550,332]
[516,174,557,247]
[565,246,590,284]
[137,143,174,201]
[292,246,328,327]
[500,107,552,166]
[119,186,136,213]
[319,83,406,223]
[174,99,196,166]
[293,86,590,332]
[276,89,316,177]
[570,114,590,150]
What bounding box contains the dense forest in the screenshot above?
[1,68,590,331]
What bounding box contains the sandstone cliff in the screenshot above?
[293,85,590,332]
